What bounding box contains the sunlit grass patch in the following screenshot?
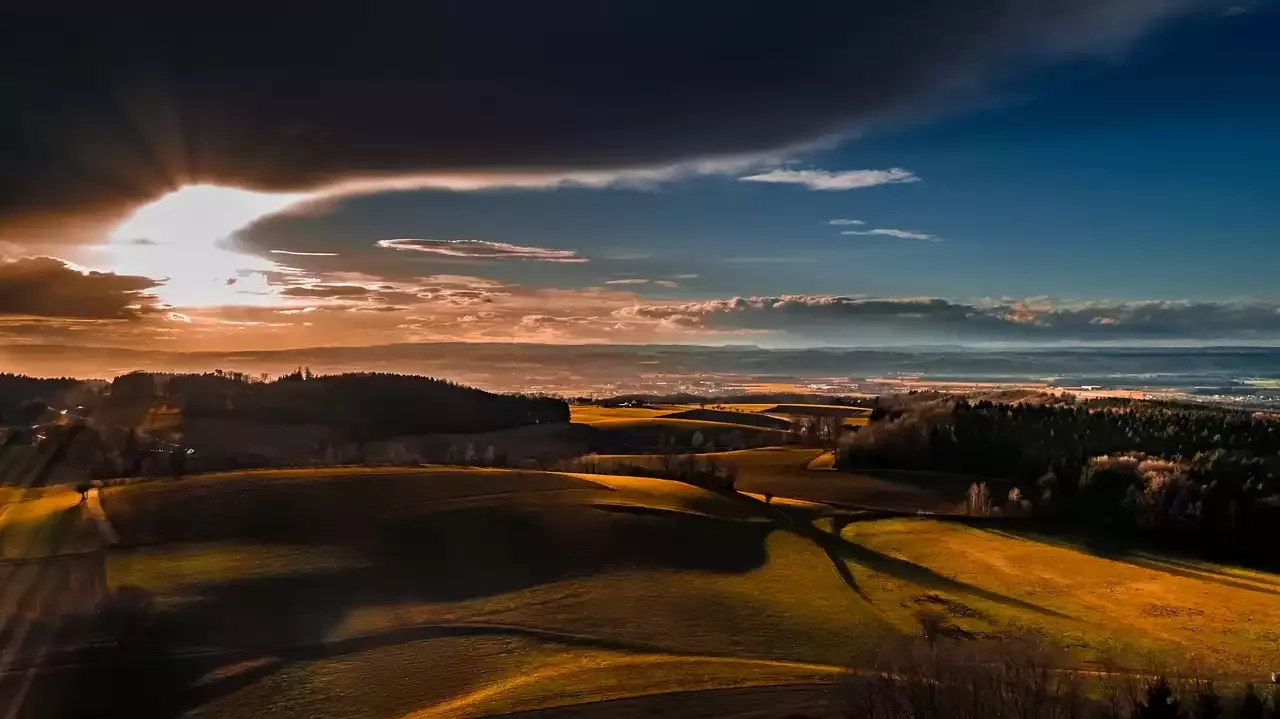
[842,517,1280,673]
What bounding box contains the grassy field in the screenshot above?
[713,404,871,427]
[585,417,789,452]
[10,465,1280,717]
[0,488,100,559]
[590,446,824,471]
[842,517,1280,674]
[588,446,963,513]
[569,405,678,423]
[72,466,877,717]
[658,409,793,430]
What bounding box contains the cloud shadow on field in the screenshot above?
[39,501,774,718]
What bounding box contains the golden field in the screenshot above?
[4,460,1278,717]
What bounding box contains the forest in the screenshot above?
[0,373,85,424]
[837,393,1280,560]
[112,369,570,441]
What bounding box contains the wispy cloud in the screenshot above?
[375,238,587,262]
[604,278,650,285]
[826,219,865,226]
[269,250,339,257]
[667,274,699,280]
[842,228,938,241]
[1223,5,1250,16]
[724,256,819,263]
[739,168,919,191]
[653,280,679,288]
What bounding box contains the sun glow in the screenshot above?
[101,185,314,307]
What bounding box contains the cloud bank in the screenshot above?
[0,257,161,319]
[1,0,1223,232]
[614,296,1280,342]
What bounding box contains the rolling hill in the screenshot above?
[3,465,1278,717]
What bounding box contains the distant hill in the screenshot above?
[109,371,569,442]
[0,374,86,425]
[596,392,869,407]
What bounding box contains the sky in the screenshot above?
[2,0,1279,357]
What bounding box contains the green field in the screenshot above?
[6,464,1279,716]
[589,446,962,512]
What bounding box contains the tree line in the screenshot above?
[837,394,1280,560]
[109,369,570,441]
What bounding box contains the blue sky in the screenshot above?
[242,3,1278,305]
[4,1,1280,351]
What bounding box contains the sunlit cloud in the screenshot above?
[739,168,919,191]
[110,185,311,247]
[376,238,588,262]
[100,185,318,307]
[604,278,649,285]
[842,228,938,241]
[826,219,865,225]
[270,249,339,257]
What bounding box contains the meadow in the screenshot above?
[842,518,1280,674]
[584,445,964,513]
[3,405,1279,717]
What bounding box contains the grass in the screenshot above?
[106,542,371,606]
[0,487,100,559]
[568,405,677,423]
[587,417,778,433]
[585,417,790,452]
[33,464,1279,716]
[98,466,609,545]
[658,408,793,430]
[181,636,845,719]
[584,446,964,512]
[77,465,883,716]
[590,445,823,471]
[841,517,1280,674]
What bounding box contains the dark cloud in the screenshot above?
[1,0,1220,228]
[615,295,1280,341]
[0,257,161,319]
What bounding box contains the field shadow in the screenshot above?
[23,502,776,718]
[828,528,1071,619]
[731,493,1066,619]
[155,503,772,648]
